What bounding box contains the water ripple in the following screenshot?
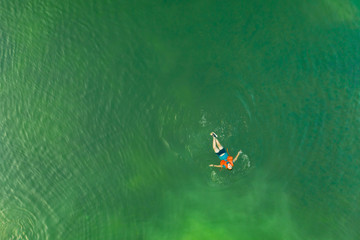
[0,207,49,240]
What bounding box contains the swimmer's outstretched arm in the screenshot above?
[233,150,242,163]
[209,164,222,168]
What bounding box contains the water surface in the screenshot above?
[1,0,359,239]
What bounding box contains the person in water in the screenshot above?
[209,132,242,170]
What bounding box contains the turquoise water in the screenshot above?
[1,0,360,239]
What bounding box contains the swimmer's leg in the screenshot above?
[212,137,220,153]
[215,138,223,150]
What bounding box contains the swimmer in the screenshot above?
[209,132,242,170]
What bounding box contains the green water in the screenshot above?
[1,0,360,239]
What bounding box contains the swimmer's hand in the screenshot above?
[234,150,242,163]
[209,164,214,167]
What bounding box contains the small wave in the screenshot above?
[210,170,223,184]
[0,207,49,240]
[239,154,251,170]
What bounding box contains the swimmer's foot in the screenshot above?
[210,132,218,138]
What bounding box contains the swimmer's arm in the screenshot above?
[209,164,222,168]
[233,150,242,163]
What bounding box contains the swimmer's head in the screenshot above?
[227,163,233,170]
